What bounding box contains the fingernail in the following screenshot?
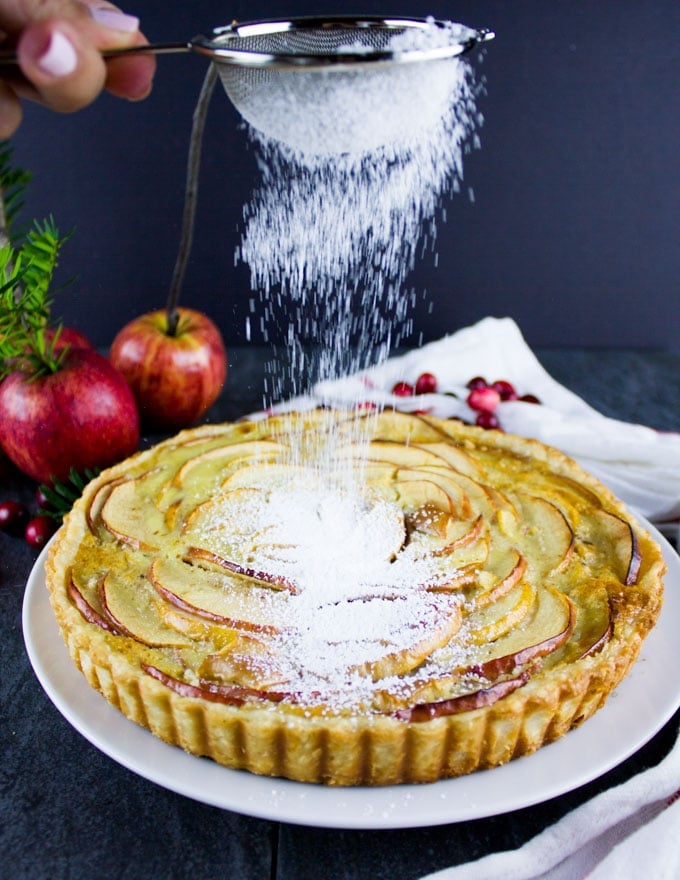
[90,8,140,33]
[37,30,78,77]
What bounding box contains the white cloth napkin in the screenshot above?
[268,316,680,536]
[419,733,680,880]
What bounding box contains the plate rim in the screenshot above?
[22,523,680,830]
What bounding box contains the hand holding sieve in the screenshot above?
[0,16,494,153]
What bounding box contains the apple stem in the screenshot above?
[165,64,218,338]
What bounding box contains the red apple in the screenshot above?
[47,325,94,353]
[0,325,93,375]
[109,307,227,431]
[0,348,139,484]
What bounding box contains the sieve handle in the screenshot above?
[102,42,193,59]
[0,41,193,65]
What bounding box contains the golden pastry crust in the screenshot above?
[45,409,666,785]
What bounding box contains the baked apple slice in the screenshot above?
[579,507,641,586]
[354,439,455,470]
[360,407,445,443]
[220,461,309,492]
[171,439,285,488]
[142,664,286,705]
[394,674,529,722]
[396,466,470,518]
[407,582,575,709]
[100,570,194,647]
[471,549,527,609]
[550,579,612,663]
[513,492,575,577]
[394,477,457,515]
[67,575,123,635]
[471,583,576,677]
[406,512,484,557]
[99,476,168,551]
[199,632,289,690]
[85,475,125,534]
[466,579,536,644]
[350,595,464,681]
[148,556,291,633]
[184,546,300,593]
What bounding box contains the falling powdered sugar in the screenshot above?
[237,18,485,412]
[206,20,489,704]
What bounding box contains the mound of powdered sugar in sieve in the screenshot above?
[217,19,480,157]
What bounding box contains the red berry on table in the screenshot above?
[25,515,55,549]
[0,500,29,533]
[476,411,501,430]
[467,386,501,413]
[392,381,415,397]
[466,376,488,391]
[520,393,541,404]
[491,379,518,401]
[415,372,438,395]
[35,487,50,509]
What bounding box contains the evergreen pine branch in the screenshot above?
[0,140,31,241]
[0,219,72,379]
[21,216,68,302]
[38,467,101,521]
[0,143,73,380]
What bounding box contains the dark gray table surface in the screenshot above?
[2,346,679,880]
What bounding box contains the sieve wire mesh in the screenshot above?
[205,19,486,155]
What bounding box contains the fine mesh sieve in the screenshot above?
[1,15,493,153]
[207,17,493,154]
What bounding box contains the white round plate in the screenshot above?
[23,525,680,830]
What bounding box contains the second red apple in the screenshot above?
[110,308,227,431]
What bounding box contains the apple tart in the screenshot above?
[45,409,665,786]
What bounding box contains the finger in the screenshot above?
[96,23,155,102]
[66,3,157,98]
[4,2,154,106]
[104,49,155,101]
[16,20,107,113]
[13,13,155,110]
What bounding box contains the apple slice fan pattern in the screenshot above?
[45,408,665,786]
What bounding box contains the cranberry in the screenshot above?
[476,411,501,430]
[0,500,29,534]
[24,515,55,549]
[466,376,488,391]
[467,386,501,413]
[392,381,415,397]
[355,401,377,411]
[520,393,541,404]
[414,372,438,395]
[491,379,518,401]
[35,487,50,509]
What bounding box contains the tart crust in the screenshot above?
[45,410,666,786]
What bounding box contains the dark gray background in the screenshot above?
[9,1,680,351]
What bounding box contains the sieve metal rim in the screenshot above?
[190,16,495,70]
